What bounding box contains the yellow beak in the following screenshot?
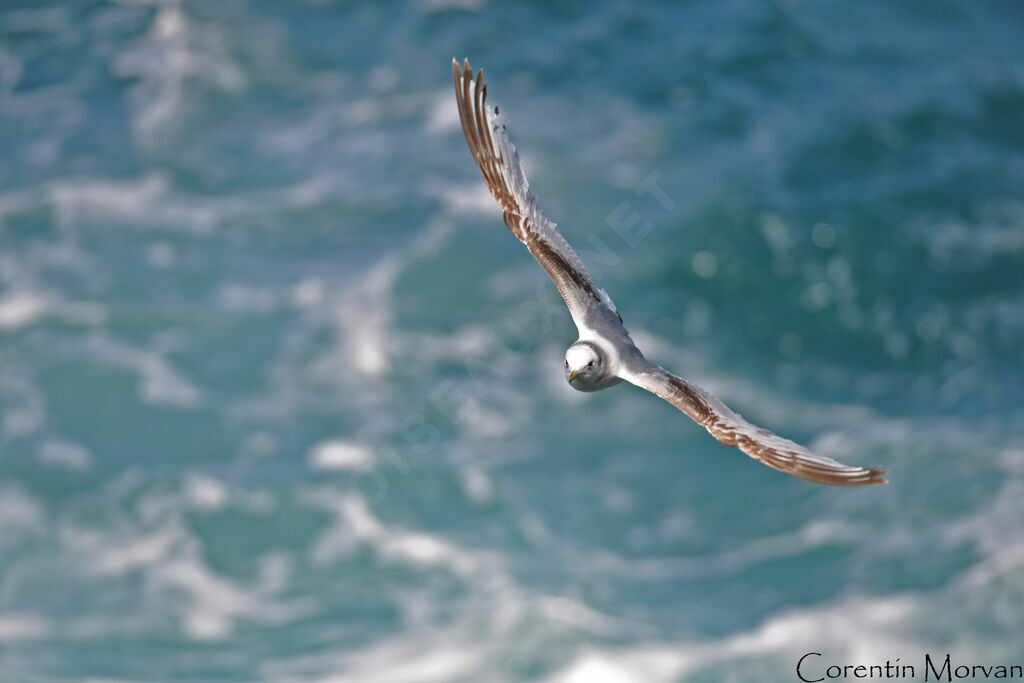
[569,369,580,381]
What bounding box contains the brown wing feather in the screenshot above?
[452,58,617,326]
[622,362,888,486]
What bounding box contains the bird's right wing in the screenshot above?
[453,58,620,331]
[618,357,888,486]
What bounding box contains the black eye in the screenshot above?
[587,360,594,368]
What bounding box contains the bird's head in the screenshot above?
[564,342,603,388]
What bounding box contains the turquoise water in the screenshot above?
[1,1,1023,680]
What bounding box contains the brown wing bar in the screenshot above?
[621,360,888,486]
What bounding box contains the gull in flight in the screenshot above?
[452,58,887,486]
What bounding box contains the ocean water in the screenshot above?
[1,0,1023,681]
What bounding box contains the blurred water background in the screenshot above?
[1,1,1023,681]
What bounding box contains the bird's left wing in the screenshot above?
[618,356,888,486]
[453,58,619,330]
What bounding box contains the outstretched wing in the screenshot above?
[453,58,620,331]
[619,358,888,486]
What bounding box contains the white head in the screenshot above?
[564,341,604,389]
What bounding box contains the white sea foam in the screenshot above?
[37,438,92,471]
[331,260,396,379]
[546,595,922,683]
[267,424,1024,680]
[537,596,618,636]
[0,613,51,642]
[146,241,177,268]
[309,643,486,683]
[138,354,203,408]
[308,440,375,472]
[0,288,106,333]
[548,650,692,683]
[184,474,229,511]
[915,200,1024,266]
[113,4,245,146]
[48,172,218,233]
[419,0,485,13]
[291,277,326,308]
[82,526,180,576]
[406,329,492,374]
[264,109,339,156]
[554,515,865,584]
[49,173,168,224]
[0,290,49,330]
[85,335,203,409]
[153,556,289,641]
[313,216,457,385]
[59,491,305,642]
[0,370,47,438]
[457,398,518,440]
[425,177,505,215]
[266,488,654,682]
[458,465,494,504]
[0,485,45,529]
[307,491,479,576]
